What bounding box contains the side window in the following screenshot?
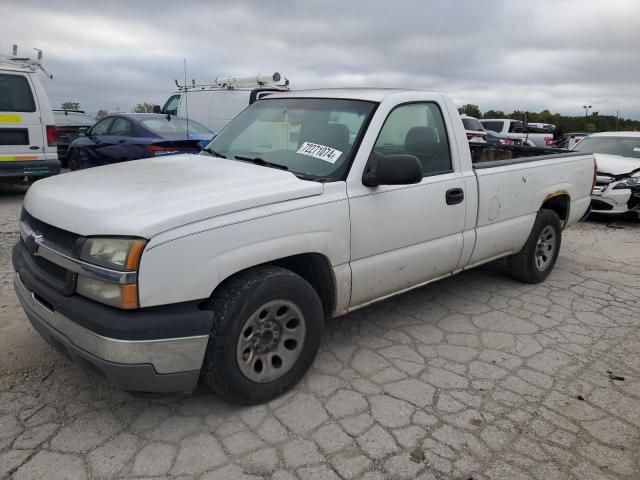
[373,103,452,176]
[163,95,180,116]
[508,121,523,133]
[90,118,113,136]
[109,117,134,136]
[0,74,36,112]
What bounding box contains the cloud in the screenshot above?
[2,0,638,119]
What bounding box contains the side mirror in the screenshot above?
[363,153,423,187]
[153,105,162,114]
[77,127,88,137]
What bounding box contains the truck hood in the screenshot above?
[23,155,324,237]
[594,153,640,176]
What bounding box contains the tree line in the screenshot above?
[458,104,640,132]
[60,102,156,120]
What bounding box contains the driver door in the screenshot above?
[347,102,466,307]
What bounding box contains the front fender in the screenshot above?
[137,198,350,307]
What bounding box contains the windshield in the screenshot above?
[203,97,376,180]
[573,136,640,159]
[141,117,212,136]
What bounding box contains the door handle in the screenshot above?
[446,188,464,205]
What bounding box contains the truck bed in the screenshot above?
[469,143,570,165]
[467,148,595,268]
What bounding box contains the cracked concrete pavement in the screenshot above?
[1,183,639,480]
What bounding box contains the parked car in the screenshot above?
[161,72,289,133]
[67,113,215,170]
[52,110,95,167]
[0,46,60,182]
[480,119,553,147]
[460,115,487,143]
[14,89,595,402]
[572,132,640,217]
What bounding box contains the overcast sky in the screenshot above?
[2,0,639,119]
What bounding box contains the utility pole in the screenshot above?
[615,110,619,131]
[583,105,592,117]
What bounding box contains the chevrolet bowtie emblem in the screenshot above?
[25,232,43,256]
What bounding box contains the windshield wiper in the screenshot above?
[234,155,288,171]
[202,147,227,158]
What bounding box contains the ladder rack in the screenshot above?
[0,45,53,79]
[175,72,288,91]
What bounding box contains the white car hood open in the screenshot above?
[23,155,324,237]
[595,153,640,176]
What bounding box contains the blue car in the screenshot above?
[67,113,215,170]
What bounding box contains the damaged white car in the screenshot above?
[573,132,640,217]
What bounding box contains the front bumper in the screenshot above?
[590,187,640,216]
[0,159,61,178]
[13,242,213,393]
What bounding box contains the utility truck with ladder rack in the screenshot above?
[0,45,60,182]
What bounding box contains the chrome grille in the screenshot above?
[21,209,80,253]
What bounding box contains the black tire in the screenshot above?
[509,209,562,284]
[67,149,80,170]
[201,266,324,405]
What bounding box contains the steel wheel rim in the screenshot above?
[236,299,306,383]
[535,225,556,271]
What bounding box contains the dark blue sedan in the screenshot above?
[67,113,215,170]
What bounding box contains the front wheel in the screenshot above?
[67,149,81,171]
[201,266,324,405]
[509,209,562,284]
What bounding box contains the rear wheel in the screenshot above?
[509,209,561,284]
[201,266,323,405]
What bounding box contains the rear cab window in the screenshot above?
[461,117,485,131]
[508,121,524,133]
[480,120,505,132]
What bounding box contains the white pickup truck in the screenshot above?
[13,89,595,404]
[480,118,553,148]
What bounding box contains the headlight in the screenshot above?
[612,177,639,190]
[77,237,146,309]
[80,238,146,270]
[77,276,139,309]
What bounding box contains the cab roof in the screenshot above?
[267,88,437,103]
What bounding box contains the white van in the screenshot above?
[160,73,289,134]
[0,46,60,181]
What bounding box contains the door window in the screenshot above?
[163,95,181,116]
[0,74,36,112]
[90,118,114,136]
[373,103,452,175]
[109,117,134,136]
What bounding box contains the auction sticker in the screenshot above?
[297,142,343,163]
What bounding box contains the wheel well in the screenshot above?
[541,194,570,227]
[268,253,336,318]
[209,253,337,318]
